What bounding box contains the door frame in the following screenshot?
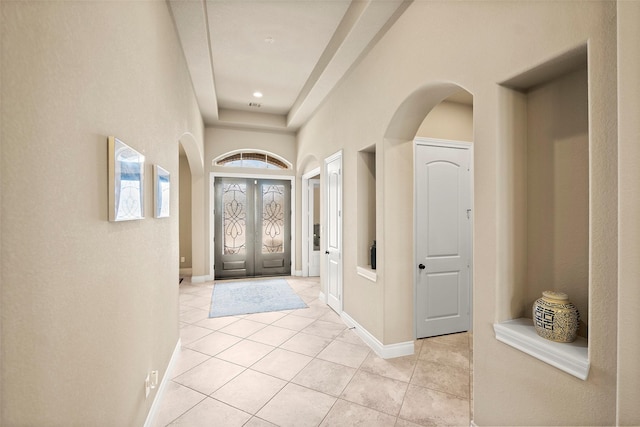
[302,167,321,277]
[413,137,474,338]
[209,172,296,279]
[324,150,343,314]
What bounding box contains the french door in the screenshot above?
[214,178,291,279]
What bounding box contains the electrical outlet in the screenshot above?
[144,370,159,399]
[150,370,159,389]
[181,257,185,263]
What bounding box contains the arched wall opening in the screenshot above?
[178,132,206,281]
[380,82,474,344]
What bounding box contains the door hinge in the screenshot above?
[466,209,471,219]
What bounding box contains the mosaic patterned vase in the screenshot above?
[533,291,580,343]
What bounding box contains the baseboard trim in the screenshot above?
[191,275,214,283]
[470,420,478,427]
[144,339,182,427]
[318,291,327,304]
[179,268,192,276]
[340,312,414,359]
[293,270,303,277]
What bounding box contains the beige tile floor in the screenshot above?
[153,276,473,427]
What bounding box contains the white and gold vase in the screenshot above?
[533,291,580,343]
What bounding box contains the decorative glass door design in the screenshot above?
[214,178,291,279]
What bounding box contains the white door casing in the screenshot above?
[325,151,343,314]
[308,179,321,277]
[301,168,320,277]
[415,139,472,338]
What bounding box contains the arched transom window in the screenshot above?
[213,150,291,170]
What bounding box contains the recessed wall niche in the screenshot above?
[495,44,590,379]
[357,145,377,280]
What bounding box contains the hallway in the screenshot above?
[153,277,472,426]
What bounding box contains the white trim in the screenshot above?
[293,270,303,277]
[493,318,590,380]
[356,266,377,282]
[212,148,293,169]
[324,150,343,163]
[209,172,296,278]
[209,174,216,279]
[413,138,474,339]
[301,167,321,277]
[470,421,479,427]
[191,275,214,283]
[324,150,343,314]
[341,311,415,359]
[212,171,295,181]
[414,136,473,150]
[302,168,321,180]
[318,291,327,304]
[301,178,308,278]
[144,339,182,427]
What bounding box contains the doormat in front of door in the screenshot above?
[209,278,307,318]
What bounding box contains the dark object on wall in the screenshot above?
[370,240,377,270]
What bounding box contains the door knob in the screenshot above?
[418,264,426,270]
[325,250,330,255]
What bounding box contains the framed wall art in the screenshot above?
[108,136,145,221]
[154,164,170,218]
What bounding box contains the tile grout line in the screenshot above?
[171,277,471,426]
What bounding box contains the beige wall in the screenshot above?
[0,2,204,425]
[179,154,193,269]
[313,182,321,224]
[526,67,589,334]
[416,100,473,142]
[617,1,640,424]
[297,1,620,425]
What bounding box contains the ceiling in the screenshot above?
[168,0,413,132]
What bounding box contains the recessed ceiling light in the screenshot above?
[253,91,263,98]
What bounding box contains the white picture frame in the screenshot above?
[108,136,145,221]
[154,164,170,218]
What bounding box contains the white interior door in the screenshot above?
[308,179,321,277]
[325,152,342,313]
[415,140,472,338]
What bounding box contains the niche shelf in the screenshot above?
[496,45,590,379]
[494,318,589,380]
[357,145,377,282]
